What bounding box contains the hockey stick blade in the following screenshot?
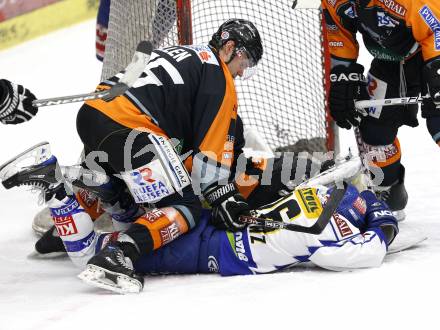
[33,40,153,107]
[239,185,347,234]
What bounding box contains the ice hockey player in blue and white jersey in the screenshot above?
[0,141,398,294]
[69,182,397,293]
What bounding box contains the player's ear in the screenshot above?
[223,40,235,54]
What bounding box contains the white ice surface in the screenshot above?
[1,20,440,330]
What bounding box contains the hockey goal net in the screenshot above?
[102,0,334,153]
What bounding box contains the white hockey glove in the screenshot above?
[204,182,250,231]
[0,79,38,125]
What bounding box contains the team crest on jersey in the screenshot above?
[295,188,323,219]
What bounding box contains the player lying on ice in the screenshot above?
[0,142,398,294]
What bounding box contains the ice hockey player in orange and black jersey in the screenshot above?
[39,18,264,290]
[322,0,440,220]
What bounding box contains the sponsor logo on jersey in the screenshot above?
[77,188,98,208]
[150,134,191,189]
[373,210,393,217]
[362,140,400,165]
[234,232,248,261]
[207,256,219,273]
[295,188,322,219]
[353,197,367,215]
[125,162,173,203]
[53,215,78,236]
[436,30,440,51]
[329,41,344,47]
[420,5,440,50]
[377,12,399,27]
[377,0,406,17]
[326,24,339,32]
[141,209,166,223]
[50,198,80,217]
[333,213,353,237]
[160,222,181,245]
[227,231,248,262]
[184,45,219,65]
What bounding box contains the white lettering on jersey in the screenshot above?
[160,46,192,62]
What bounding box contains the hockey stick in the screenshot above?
[32,40,153,107]
[354,95,425,110]
[238,184,347,234]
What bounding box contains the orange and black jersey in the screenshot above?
[322,0,440,63]
[86,45,238,189]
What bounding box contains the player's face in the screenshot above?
[227,48,257,79]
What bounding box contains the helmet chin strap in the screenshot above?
[225,46,238,65]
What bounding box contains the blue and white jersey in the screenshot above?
[217,185,388,275]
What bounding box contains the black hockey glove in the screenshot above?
[0,79,38,125]
[204,182,250,231]
[360,190,399,246]
[329,63,368,129]
[423,58,440,111]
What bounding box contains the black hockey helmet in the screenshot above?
[209,18,263,66]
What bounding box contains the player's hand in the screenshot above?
[329,63,368,129]
[0,79,38,125]
[204,182,249,231]
[423,58,440,108]
[360,190,399,246]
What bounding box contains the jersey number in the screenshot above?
[116,52,184,88]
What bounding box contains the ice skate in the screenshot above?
[0,142,64,201]
[78,242,143,294]
[375,166,408,222]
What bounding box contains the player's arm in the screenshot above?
[322,0,359,66]
[0,79,38,125]
[322,1,369,130]
[408,1,440,111]
[309,190,398,271]
[191,60,250,231]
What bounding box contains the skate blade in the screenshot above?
[0,142,51,182]
[78,265,143,294]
